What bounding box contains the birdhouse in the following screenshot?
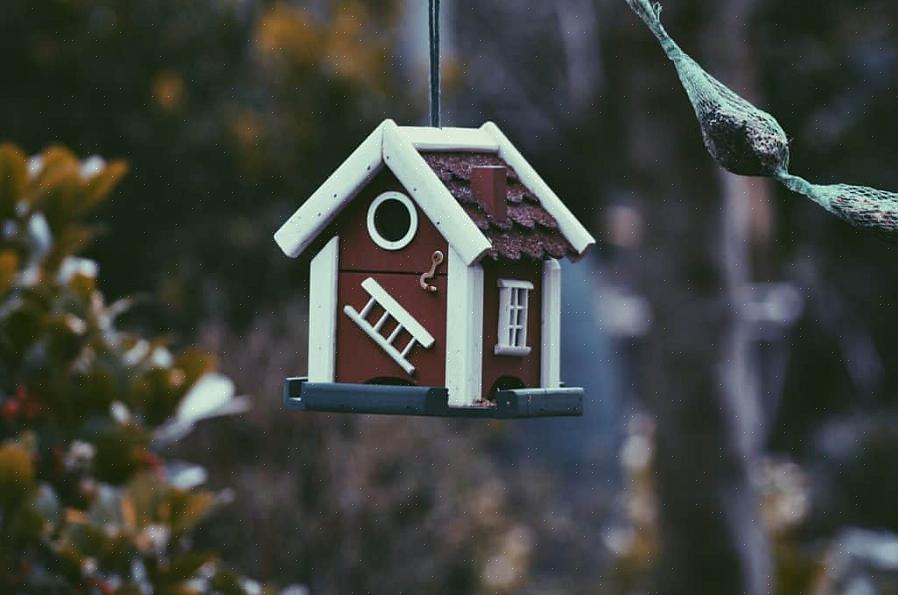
[275,120,595,418]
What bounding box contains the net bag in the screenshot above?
[777,172,898,236]
[626,0,898,238]
[626,0,789,177]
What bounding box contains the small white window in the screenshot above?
[495,279,533,356]
[367,192,418,251]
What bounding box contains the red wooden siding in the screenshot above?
[481,261,543,397]
[336,170,449,274]
[335,272,447,387]
[332,169,448,387]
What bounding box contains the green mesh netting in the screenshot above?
[778,172,898,236]
[626,0,898,237]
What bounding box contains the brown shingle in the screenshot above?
[420,152,576,262]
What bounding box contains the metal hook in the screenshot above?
[420,250,444,293]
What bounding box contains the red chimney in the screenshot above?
[471,165,508,221]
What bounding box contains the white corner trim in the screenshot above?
[480,122,596,257]
[399,126,500,152]
[541,259,562,388]
[366,191,418,251]
[274,121,389,258]
[445,247,484,406]
[382,121,492,266]
[308,236,339,382]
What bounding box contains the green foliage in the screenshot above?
[0,144,263,593]
[0,0,412,330]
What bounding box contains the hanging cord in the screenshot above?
[429,0,441,128]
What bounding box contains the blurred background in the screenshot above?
[2,0,898,593]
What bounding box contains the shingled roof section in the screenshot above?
[421,152,576,262]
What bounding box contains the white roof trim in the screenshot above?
[274,121,386,258]
[274,119,595,263]
[480,122,596,257]
[382,121,491,265]
[400,126,499,152]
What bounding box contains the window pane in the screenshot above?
[496,281,531,351]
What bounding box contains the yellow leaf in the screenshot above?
[30,146,78,190]
[0,143,27,217]
[124,471,164,529]
[120,493,137,533]
[38,145,79,170]
[169,489,216,535]
[152,70,185,112]
[78,160,128,214]
[0,443,36,507]
[63,507,89,524]
[46,224,98,272]
[174,348,218,387]
[27,155,79,216]
[0,249,19,292]
[256,4,321,65]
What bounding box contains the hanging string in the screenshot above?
[428,0,441,128]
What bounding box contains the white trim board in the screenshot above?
[274,119,595,264]
[308,236,340,382]
[274,119,491,266]
[541,259,562,388]
[400,126,500,152]
[275,123,386,258]
[445,247,484,406]
[497,279,534,290]
[381,122,492,265]
[480,122,596,258]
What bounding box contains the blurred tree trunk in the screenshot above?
[617,0,771,593]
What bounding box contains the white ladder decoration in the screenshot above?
[343,277,435,376]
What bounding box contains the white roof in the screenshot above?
[273,119,595,266]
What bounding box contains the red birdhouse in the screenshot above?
[275,120,594,418]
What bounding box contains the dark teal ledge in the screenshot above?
[283,378,583,419]
[493,387,584,418]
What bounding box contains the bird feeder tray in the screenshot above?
[283,378,583,419]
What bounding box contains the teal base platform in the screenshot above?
[283,378,583,419]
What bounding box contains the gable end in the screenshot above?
[273,119,595,265]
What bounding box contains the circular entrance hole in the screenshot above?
[367,192,418,250]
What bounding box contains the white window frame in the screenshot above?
[366,191,418,251]
[495,279,533,356]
